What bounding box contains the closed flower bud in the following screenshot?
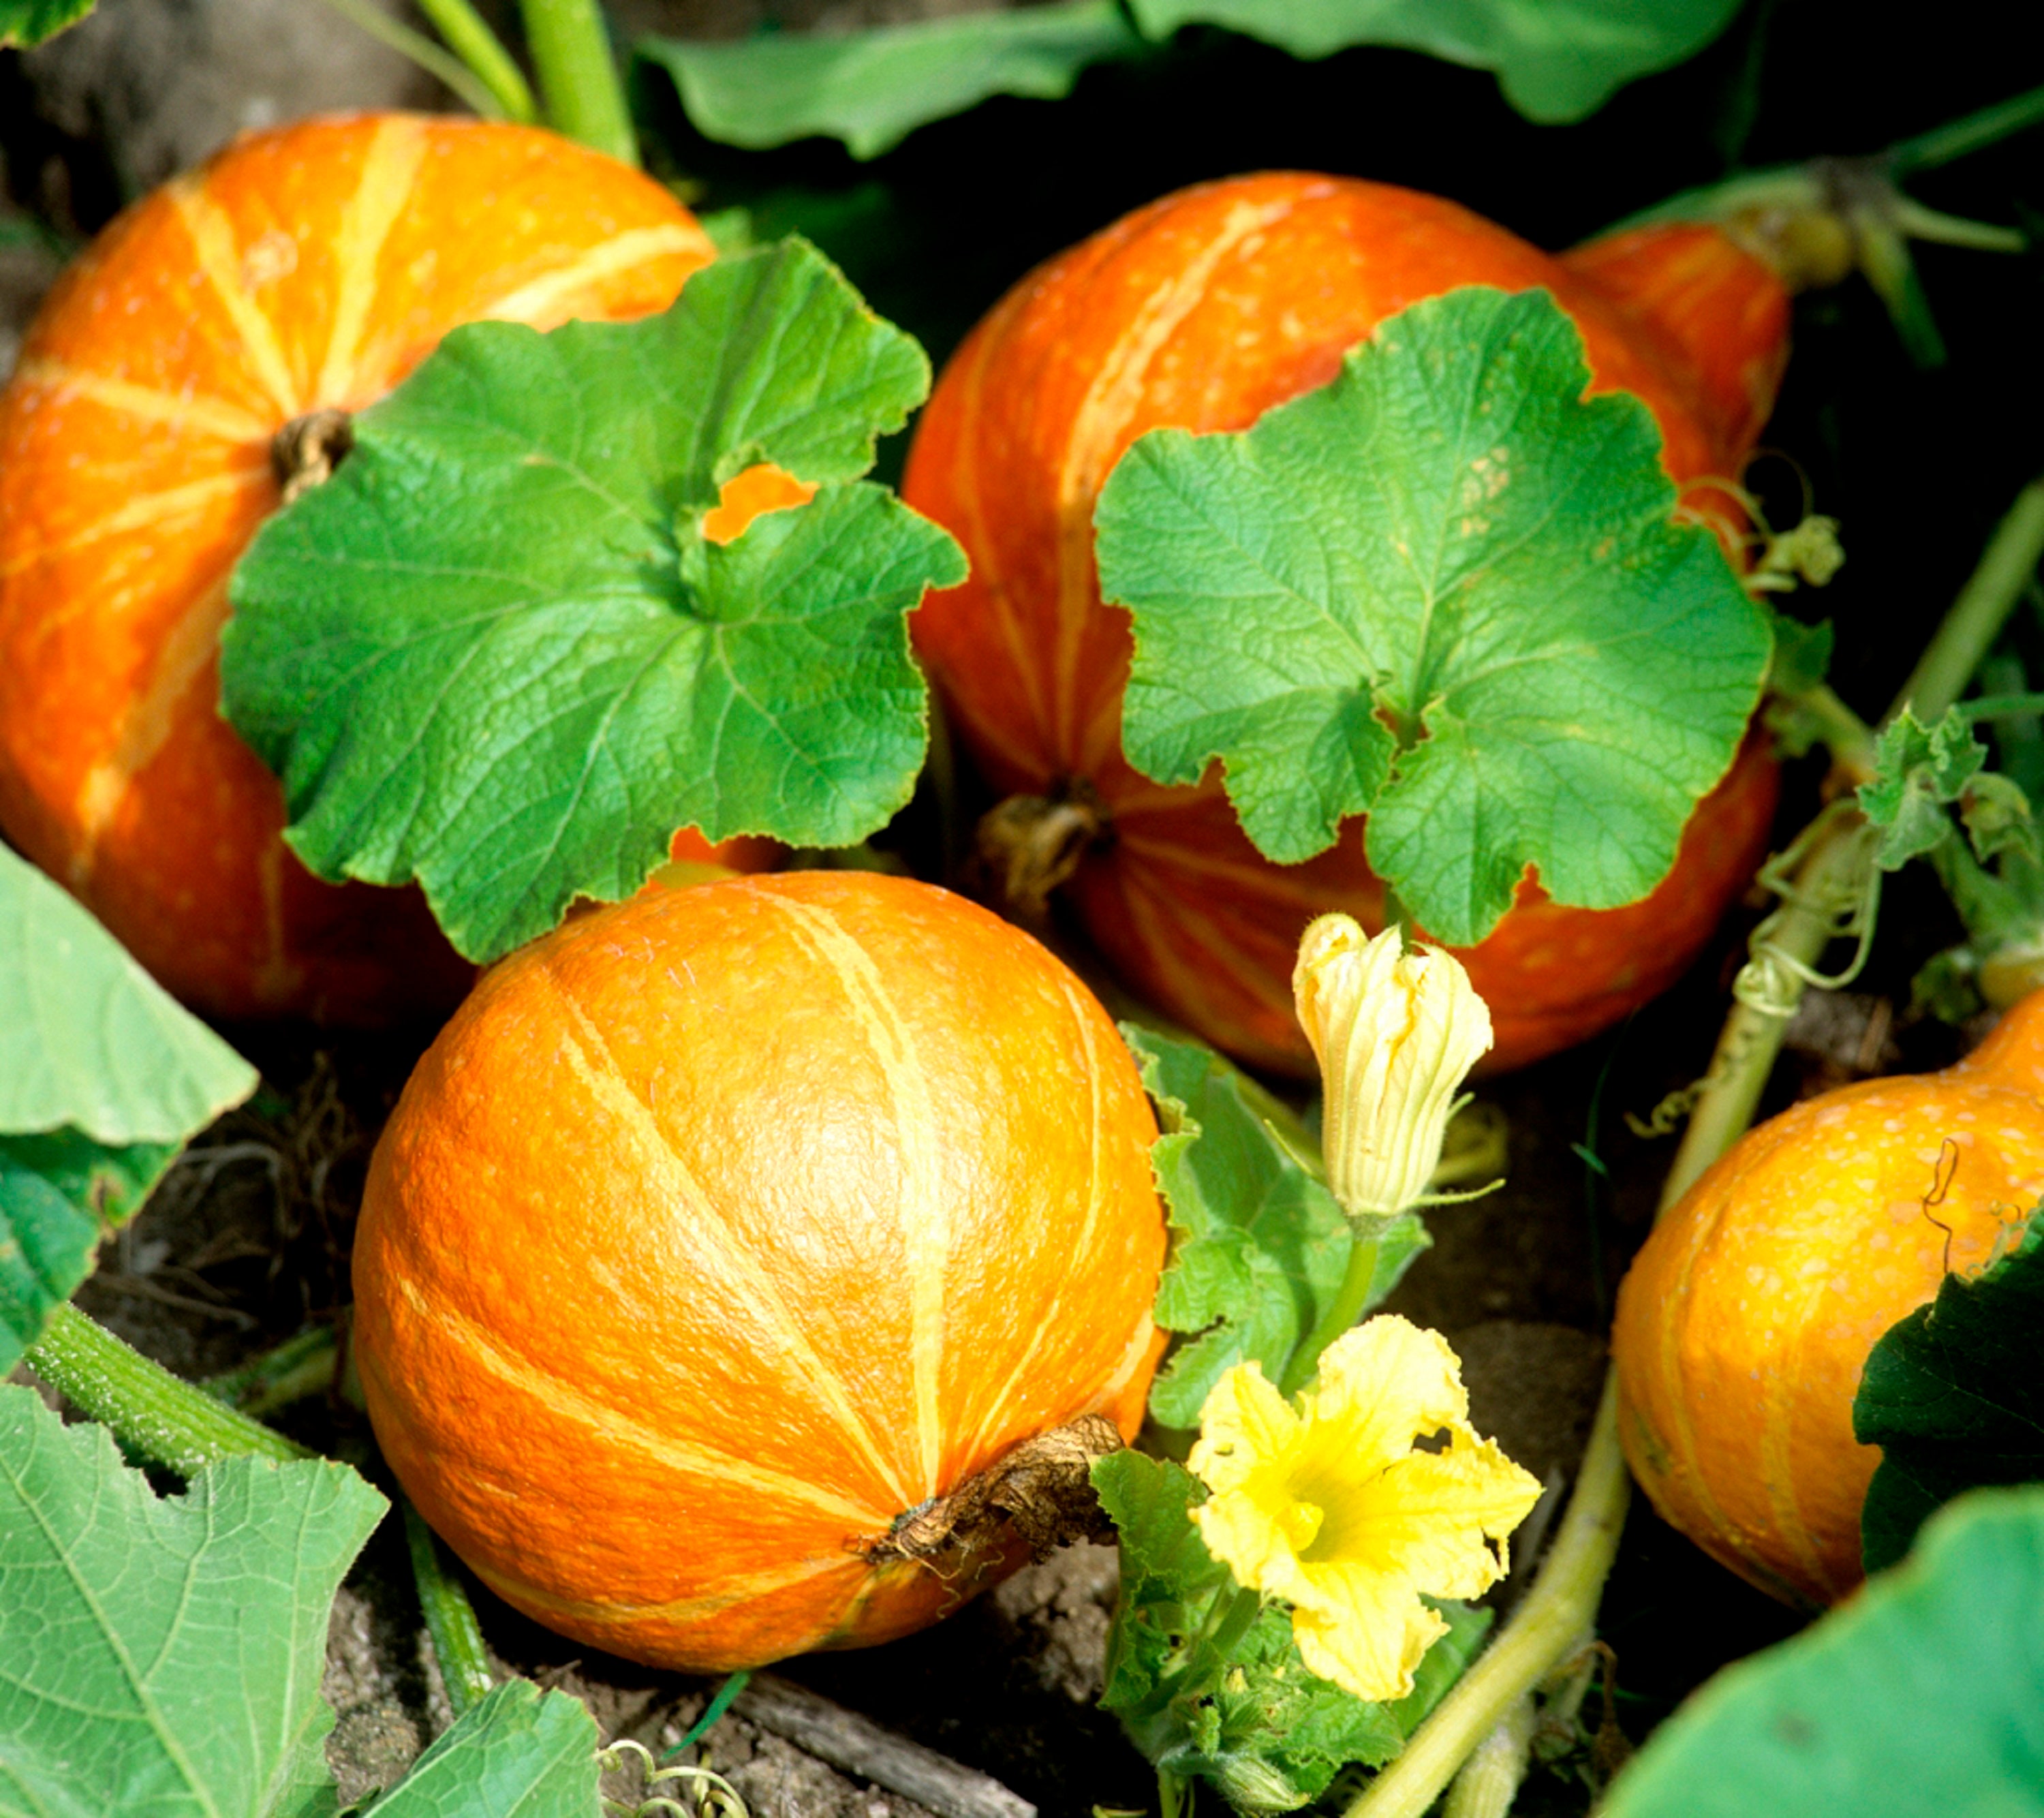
[1292,916,1493,1218]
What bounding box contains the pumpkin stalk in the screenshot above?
[1344,475,2044,1818]
[414,0,540,123]
[25,1304,309,1473]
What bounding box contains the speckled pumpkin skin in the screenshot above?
[354,871,1166,1670]
[0,113,725,1022]
[902,174,1791,1075]
[1613,993,2044,1606]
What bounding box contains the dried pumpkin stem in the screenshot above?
[25,1303,309,1473]
[1345,474,2044,1818]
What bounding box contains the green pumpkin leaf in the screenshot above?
[1126,0,1743,123]
[0,844,257,1372]
[1098,286,1769,947]
[1123,1025,1427,1429]
[1855,1214,2044,1575]
[638,1,1144,159]
[1857,705,1989,871]
[0,1382,386,1817]
[1094,1449,1489,1811]
[0,0,94,48]
[0,844,257,1146]
[360,1680,602,1816]
[0,1128,179,1376]
[1600,1485,2044,1817]
[222,237,965,965]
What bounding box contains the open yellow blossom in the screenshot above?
[1292,915,1493,1218]
[1188,1316,1541,1704]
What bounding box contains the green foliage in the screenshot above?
[0,1130,176,1375]
[0,0,94,47]
[0,844,257,1145]
[0,844,256,1372]
[1855,1214,2044,1574]
[223,238,964,964]
[356,1681,602,1816]
[1124,1026,1426,1430]
[0,1383,386,1818]
[1127,0,1743,121]
[1098,286,1769,946]
[1858,705,1990,869]
[1095,1449,1489,1812]
[1600,1486,2044,1817]
[640,1,1144,159]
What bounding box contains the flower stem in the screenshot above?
[25,1303,309,1473]
[1282,1229,1384,1395]
[402,1494,495,1714]
[1886,82,2044,177]
[1342,474,2044,1818]
[519,0,638,165]
[1441,1693,1536,1818]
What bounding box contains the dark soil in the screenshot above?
[5,1,2041,1812]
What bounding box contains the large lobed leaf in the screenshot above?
[0,1383,386,1818]
[1124,1025,1427,1428]
[1098,285,1771,947]
[1601,1485,2044,1817]
[0,844,256,1373]
[223,237,965,964]
[1096,1449,1489,1811]
[640,1,1144,159]
[1128,0,1744,124]
[1855,1214,2044,1575]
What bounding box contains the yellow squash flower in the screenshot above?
[1292,915,1493,1218]
[1188,1316,1541,1704]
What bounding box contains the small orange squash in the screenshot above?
[901,174,1788,1075]
[0,112,760,1023]
[353,870,1167,1669]
[1613,991,2044,1607]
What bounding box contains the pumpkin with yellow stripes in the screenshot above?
[1612,990,2044,1608]
[901,173,1786,1076]
[0,112,747,1023]
[352,868,1167,1670]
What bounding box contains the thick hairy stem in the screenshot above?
[520,0,638,165]
[1344,475,2044,1818]
[26,1304,308,1473]
[1282,1231,1385,1396]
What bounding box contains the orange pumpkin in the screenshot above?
[352,870,1167,1669]
[0,112,774,1024]
[1613,992,2044,1607]
[901,174,1788,1075]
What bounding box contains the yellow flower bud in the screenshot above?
[1292,915,1493,1218]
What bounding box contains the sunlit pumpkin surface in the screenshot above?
[354,870,1168,1670]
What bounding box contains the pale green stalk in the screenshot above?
[309,0,508,119]
[520,0,638,164]
[416,0,538,121]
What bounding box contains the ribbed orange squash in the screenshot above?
[0,112,746,1023]
[353,870,1167,1669]
[1613,992,2044,1607]
[902,174,1789,1075]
